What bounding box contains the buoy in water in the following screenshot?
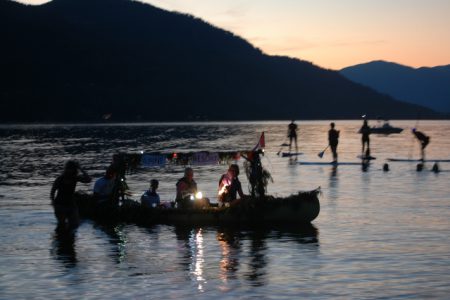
[416,163,424,172]
[432,163,440,173]
[383,163,389,172]
[362,163,369,172]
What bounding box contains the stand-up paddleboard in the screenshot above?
[281,152,304,157]
[387,158,450,162]
[357,155,376,160]
[298,161,364,166]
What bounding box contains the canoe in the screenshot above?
[75,189,321,226]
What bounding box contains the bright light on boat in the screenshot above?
[190,195,195,201]
[195,192,203,199]
[140,150,144,154]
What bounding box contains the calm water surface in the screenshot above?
[1,121,449,299]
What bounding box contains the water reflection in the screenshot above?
[330,165,338,180]
[51,230,77,269]
[271,224,319,244]
[174,226,196,272]
[95,224,128,264]
[173,224,319,290]
[217,227,242,283]
[245,228,268,286]
[174,226,207,291]
[328,166,339,205]
[189,228,206,292]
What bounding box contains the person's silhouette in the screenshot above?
[287,120,298,153]
[412,128,430,162]
[328,123,340,163]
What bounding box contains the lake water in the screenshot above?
[1,120,449,299]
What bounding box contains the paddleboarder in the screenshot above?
[287,120,298,153]
[328,122,340,163]
[412,128,430,162]
[359,119,371,154]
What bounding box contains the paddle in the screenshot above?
[317,145,329,158]
[276,137,289,156]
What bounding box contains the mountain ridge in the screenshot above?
[0,0,439,122]
[340,60,450,113]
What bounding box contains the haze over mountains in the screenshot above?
[341,61,450,113]
[0,0,438,122]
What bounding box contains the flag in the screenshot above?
[252,132,265,151]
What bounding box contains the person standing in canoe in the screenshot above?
[328,122,340,163]
[359,119,371,154]
[412,128,430,162]
[50,160,91,232]
[287,120,298,153]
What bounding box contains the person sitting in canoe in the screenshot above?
[93,165,116,206]
[50,160,91,232]
[141,179,160,208]
[175,167,209,208]
[218,164,246,207]
[412,128,430,162]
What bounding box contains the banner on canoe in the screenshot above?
[191,152,220,165]
[140,154,167,167]
[129,151,243,168]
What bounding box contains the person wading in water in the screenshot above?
[50,161,91,232]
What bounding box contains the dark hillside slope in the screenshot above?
[0,0,437,122]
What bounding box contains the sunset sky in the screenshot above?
[16,0,450,70]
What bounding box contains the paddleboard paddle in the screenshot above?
[318,145,329,158]
[277,137,289,156]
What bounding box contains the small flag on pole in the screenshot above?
[252,132,265,151]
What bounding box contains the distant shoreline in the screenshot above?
[1,118,449,127]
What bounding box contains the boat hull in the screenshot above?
[75,190,321,226]
[369,128,403,134]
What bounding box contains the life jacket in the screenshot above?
[176,177,197,200]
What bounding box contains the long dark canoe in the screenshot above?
[75,189,321,226]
